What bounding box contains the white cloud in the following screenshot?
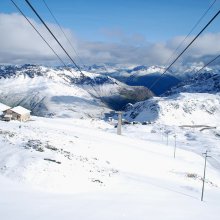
[0,13,79,65]
[1,13,220,67]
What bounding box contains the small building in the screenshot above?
[3,106,31,122]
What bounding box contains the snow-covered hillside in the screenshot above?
[168,69,220,95]
[0,65,152,118]
[0,116,220,220]
[124,93,220,125]
[122,63,220,127]
[0,66,107,118]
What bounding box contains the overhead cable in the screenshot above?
[41,0,85,67]
[165,0,217,65]
[11,0,70,70]
[25,0,84,76]
[149,9,220,91]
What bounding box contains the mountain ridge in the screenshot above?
[0,64,153,118]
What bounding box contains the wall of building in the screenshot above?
[18,113,30,122]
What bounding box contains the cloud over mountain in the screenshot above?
[1,13,220,66]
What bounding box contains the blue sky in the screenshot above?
[2,0,220,42]
[0,0,220,65]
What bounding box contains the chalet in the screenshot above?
[3,106,31,122]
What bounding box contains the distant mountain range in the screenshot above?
[83,63,220,94]
[1,63,219,120]
[83,64,179,95]
[82,64,203,95]
[0,64,153,118]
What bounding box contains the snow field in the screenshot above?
[0,116,220,220]
[124,93,220,126]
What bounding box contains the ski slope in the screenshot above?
[0,116,220,220]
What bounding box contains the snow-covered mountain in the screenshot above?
[123,66,220,125]
[124,93,220,125]
[125,70,220,125]
[83,63,220,95]
[167,68,220,95]
[83,64,190,95]
[0,64,153,118]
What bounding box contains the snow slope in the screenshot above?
[123,91,220,171]
[124,92,220,126]
[0,72,108,118]
[0,117,220,220]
